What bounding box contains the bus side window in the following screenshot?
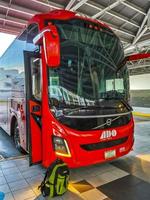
[30,58,42,100]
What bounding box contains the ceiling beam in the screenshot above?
[92,0,126,19]
[0,28,19,35]
[0,0,63,19]
[76,9,134,40]
[4,0,12,27]
[132,26,148,45]
[70,0,88,11]
[128,63,150,70]
[31,0,63,10]
[0,0,36,16]
[119,12,139,30]
[125,38,150,54]
[131,39,150,48]
[0,24,21,35]
[65,0,76,10]
[112,26,135,37]
[121,39,131,45]
[132,9,150,45]
[105,10,139,28]
[0,17,26,27]
[76,10,134,41]
[0,14,27,25]
[86,2,139,28]
[143,32,150,37]
[98,19,135,37]
[0,14,27,27]
[121,1,146,15]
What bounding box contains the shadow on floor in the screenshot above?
[0,127,23,158]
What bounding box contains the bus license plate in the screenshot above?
[105,150,116,159]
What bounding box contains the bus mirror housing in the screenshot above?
[33,24,60,67]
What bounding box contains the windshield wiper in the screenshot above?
[120,98,133,111]
[63,105,103,116]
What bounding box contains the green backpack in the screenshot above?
[39,159,69,198]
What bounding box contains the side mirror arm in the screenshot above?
[33,29,51,45]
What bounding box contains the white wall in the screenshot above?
[129,74,150,90]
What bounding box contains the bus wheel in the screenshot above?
[14,122,23,153]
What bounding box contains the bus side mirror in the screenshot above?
[33,24,60,67]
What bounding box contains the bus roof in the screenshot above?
[29,9,111,31]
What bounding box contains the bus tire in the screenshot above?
[13,121,24,153]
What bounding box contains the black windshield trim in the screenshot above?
[63,111,132,118]
[45,18,114,35]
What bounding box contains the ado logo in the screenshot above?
[100,129,117,139]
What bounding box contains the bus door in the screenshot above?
[24,51,42,165]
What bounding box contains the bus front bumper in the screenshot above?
[57,120,134,168]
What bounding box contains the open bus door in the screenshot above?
[24,51,42,165]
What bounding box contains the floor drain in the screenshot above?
[0,155,4,161]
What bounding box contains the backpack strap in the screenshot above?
[38,163,53,190]
[38,171,47,190]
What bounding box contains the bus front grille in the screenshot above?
[80,136,128,151]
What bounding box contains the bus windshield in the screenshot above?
[47,19,130,118]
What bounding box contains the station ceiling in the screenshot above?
[0,0,150,56]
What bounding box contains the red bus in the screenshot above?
[0,10,134,168]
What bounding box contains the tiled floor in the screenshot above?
[98,175,150,200]
[0,119,150,200]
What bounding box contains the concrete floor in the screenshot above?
[0,118,150,200]
[0,127,22,159]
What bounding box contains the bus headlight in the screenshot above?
[52,136,71,157]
